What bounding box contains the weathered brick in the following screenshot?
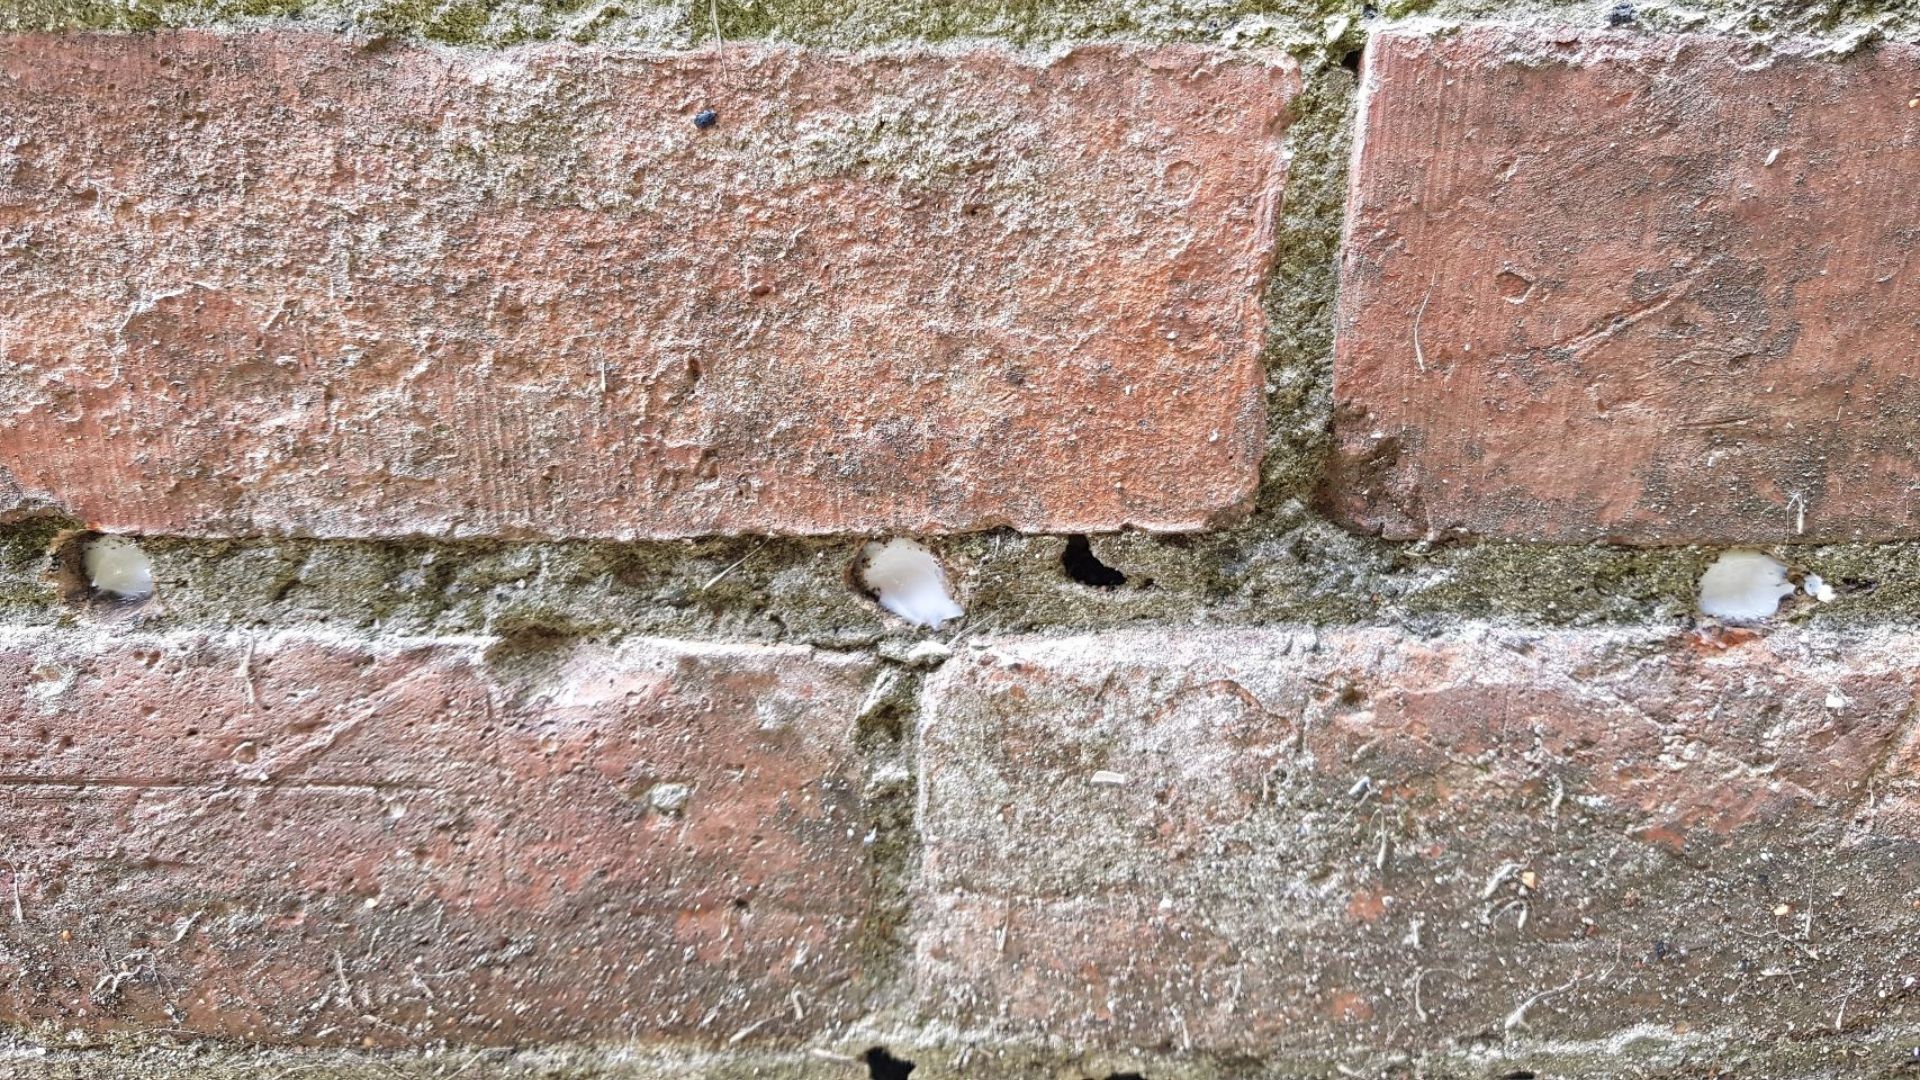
[914,627,1920,1052]
[0,33,1294,540]
[1329,30,1920,544]
[0,629,876,1046]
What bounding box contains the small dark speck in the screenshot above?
[693,109,719,129]
[1607,1,1636,26]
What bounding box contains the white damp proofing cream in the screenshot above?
[1698,551,1794,622]
[1803,573,1836,603]
[83,535,154,601]
[858,538,963,629]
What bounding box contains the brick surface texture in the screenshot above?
[0,33,1294,541]
[916,627,1920,1051]
[10,13,1920,1078]
[0,629,875,1045]
[1330,30,1920,544]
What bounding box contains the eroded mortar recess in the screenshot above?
[10,506,1920,646]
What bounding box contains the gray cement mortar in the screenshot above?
[4,0,1920,1077]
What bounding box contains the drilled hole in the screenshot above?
[1061,535,1126,588]
[851,538,963,628]
[862,1046,915,1080]
[1339,47,1363,73]
[50,530,157,615]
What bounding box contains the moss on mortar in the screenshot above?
[10,511,1912,658]
[13,0,1920,48]
[1256,46,1351,509]
[0,514,73,611]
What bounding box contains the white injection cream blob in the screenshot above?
[858,538,963,628]
[1698,551,1794,622]
[83,535,154,601]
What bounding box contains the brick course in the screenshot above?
[0,34,1293,540]
[0,629,875,1045]
[1330,30,1920,544]
[914,627,1920,1051]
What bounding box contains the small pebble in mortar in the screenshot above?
[1698,551,1794,621]
[693,109,718,129]
[902,640,953,666]
[647,782,692,815]
[83,535,154,601]
[858,538,963,629]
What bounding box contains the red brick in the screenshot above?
[1329,30,1920,544]
[0,33,1294,540]
[914,627,1920,1051]
[0,629,876,1046]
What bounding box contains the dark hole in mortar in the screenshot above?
[1062,535,1126,588]
[1103,1073,1148,1080]
[862,1047,914,1079]
[1503,1072,1538,1080]
[1340,47,1363,74]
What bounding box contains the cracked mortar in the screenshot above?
[6,0,1920,1077]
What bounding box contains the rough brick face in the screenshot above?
[13,12,1920,1078]
[1329,30,1920,544]
[0,630,876,1046]
[914,627,1920,1051]
[0,33,1294,541]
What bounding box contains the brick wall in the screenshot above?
[2,1,1920,1077]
